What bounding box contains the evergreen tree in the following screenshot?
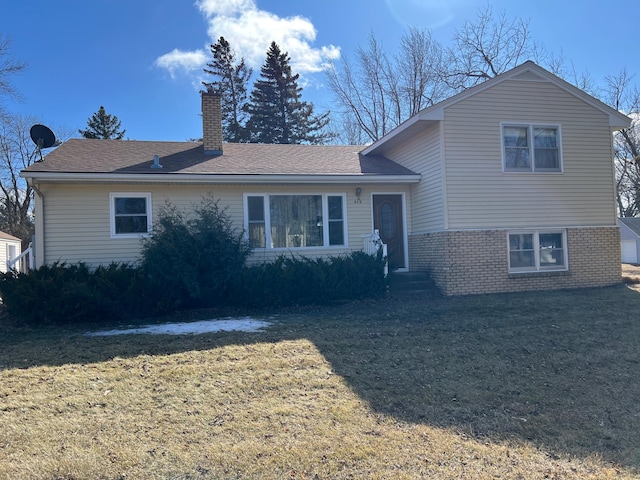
[245,42,330,144]
[78,106,126,139]
[202,37,252,143]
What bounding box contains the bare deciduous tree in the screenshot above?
[604,70,640,217]
[0,115,71,244]
[327,8,546,144]
[326,28,446,143]
[326,34,391,143]
[397,28,446,118]
[0,35,26,115]
[0,114,39,243]
[443,5,541,90]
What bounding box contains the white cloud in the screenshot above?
[155,0,340,78]
[197,0,255,17]
[154,48,208,78]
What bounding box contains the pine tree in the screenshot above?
[78,106,126,139]
[245,42,330,144]
[202,37,252,143]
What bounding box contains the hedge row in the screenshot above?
[0,198,388,327]
[0,252,387,327]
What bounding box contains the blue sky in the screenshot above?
[1,0,638,143]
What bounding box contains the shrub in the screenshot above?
[140,197,251,311]
[241,250,388,307]
[0,262,142,326]
[91,262,147,316]
[0,195,388,326]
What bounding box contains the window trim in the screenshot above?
[243,193,348,250]
[501,123,563,173]
[109,192,152,239]
[507,229,568,273]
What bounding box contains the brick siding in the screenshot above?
[409,227,621,296]
[202,92,223,153]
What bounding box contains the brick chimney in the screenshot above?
[202,91,223,155]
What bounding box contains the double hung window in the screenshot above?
[245,194,346,249]
[110,193,151,237]
[502,124,562,172]
[508,230,567,272]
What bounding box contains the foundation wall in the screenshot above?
[408,227,621,296]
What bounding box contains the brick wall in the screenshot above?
[409,231,448,288]
[409,227,621,296]
[201,92,223,154]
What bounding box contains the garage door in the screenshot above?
[621,240,637,264]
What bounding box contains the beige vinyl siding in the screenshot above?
[244,184,410,265]
[42,184,170,266]
[385,123,445,232]
[442,78,617,229]
[38,182,409,268]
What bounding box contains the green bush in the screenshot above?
[0,262,142,326]
[140,197,251,311]
[241,251,388,307]
[0,195,388,327]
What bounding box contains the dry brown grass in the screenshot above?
[622,263,640,289]
[1,279,640,479]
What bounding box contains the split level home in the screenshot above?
[21,61,631,296]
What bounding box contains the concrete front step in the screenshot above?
[388,271,437,294]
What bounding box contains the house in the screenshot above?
[21,61,631,296]
[0,231,22,273]
[619,218,640,264]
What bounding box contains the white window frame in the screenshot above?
[507,229,568,273]
[243,193,347,250]
[109,192,152,239]
[501,123,563,173]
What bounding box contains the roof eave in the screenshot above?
[22,172,421,185]
[362,61,632,155]
[610,116,632,129]
[508,63,631,129]
[361,108,444,157]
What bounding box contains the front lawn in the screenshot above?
[1,282,640,479]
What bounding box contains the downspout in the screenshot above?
[28,179,45,269]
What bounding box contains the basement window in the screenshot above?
[508,230,567,272]
[110,193,152,238]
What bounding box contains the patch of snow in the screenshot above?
[85,317,271,336]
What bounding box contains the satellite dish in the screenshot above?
[30,124,57,149]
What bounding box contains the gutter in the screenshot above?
[20,172,422,185]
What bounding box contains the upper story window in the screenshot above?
[502,124,562,172]
[110,193,152,238]
[245,194,346,249]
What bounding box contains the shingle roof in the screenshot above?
[620,217,640,236]
[0,231,21,242]
[23,139,418,178]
